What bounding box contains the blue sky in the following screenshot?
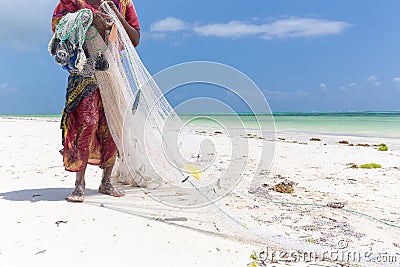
[0,0,399,114]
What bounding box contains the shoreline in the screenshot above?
[1,115,399,140]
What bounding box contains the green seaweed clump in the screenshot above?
[360,163,382,169]
[249,253,258,267]
[378,144,388,151]
[250,253,258,261]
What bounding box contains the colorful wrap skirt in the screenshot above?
[61,73,117,172]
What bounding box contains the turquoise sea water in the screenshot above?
[275,112,399,138]
[180,112,400,139]
[2,112,399,138]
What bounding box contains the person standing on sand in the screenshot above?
[51,0,140,202]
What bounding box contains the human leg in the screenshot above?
[66,169,86,202]
[96,98,123,197]
[64,90,100,202]
[99,166,125,197]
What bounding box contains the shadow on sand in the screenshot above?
[0,188,99,202]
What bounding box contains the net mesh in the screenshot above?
[89,20,183,188]
[89,4,241,204]
[57,3,334,258]
[47,7,393,264]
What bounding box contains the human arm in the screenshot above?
[106,1,140,47]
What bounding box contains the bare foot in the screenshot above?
[99,182,125,197]
[66,187,84,203]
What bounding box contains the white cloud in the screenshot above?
[348,82,357,87]
[341,82,357,91]
[195,18,350,39]
[151,17,191,32]
[261,18,350,40]
[194,21,262,38]
[393,77,400,83]
[366,75,380,87]
[320,83,327,90]
[151,17,350,40]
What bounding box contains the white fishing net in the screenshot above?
[83,3,326,252]
[85,3,248,207]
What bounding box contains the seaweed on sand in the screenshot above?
[377,143,388,151]
[360,163,382,169]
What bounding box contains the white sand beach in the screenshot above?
[1,117,399,267]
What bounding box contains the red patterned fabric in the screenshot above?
[63,89,117,172]
[52,0,140,32]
